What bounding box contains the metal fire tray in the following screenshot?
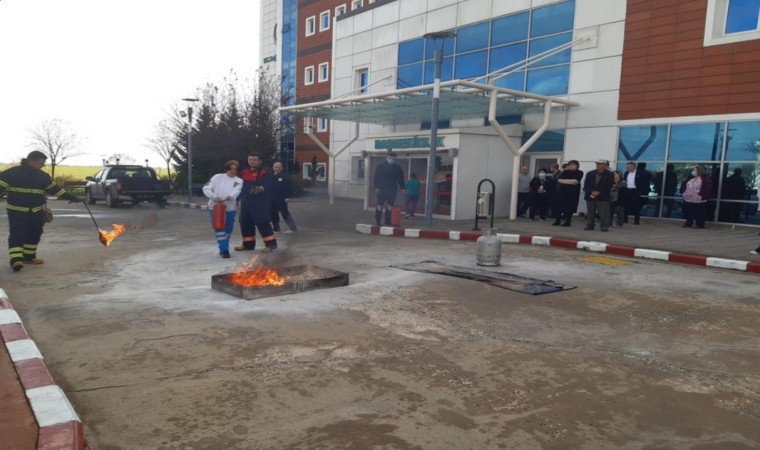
[211,265,349,300]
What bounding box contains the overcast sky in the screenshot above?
[0,0,261,166]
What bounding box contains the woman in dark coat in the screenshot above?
[528,168,554,221]
[552,160,583,227]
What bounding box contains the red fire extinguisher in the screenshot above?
[212,203,227,229]
[391,207,402,227]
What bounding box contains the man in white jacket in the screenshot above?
[202,160,243,258]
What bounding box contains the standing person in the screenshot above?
[528,168,554,221]
[270,161,298,233]
[235,152,278,253]
[610,171,627,228]
[516,166,531,217]
[403,173,421,218]
[552,160,583,227]
[623,161,651,225]
[0,151,82,271]
[720,168,747,223]
[372,151,405,226]
[583,159,614,231]
[681,165,713,229]
[549,163,564,219]
[202,160,242,259]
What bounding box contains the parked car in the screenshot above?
[85,165,172,207]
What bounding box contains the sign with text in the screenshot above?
[374,136,445,150]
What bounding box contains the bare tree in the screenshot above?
[28,118,83,179]
[145,119,181,179]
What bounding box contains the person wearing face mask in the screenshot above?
[681,165,713,229]
[528,168,554,221]
[372,151,405,226]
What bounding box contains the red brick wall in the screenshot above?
[619,0,760,120]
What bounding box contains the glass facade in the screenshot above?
[725,0,760,34]
[280,0,298,170]
[617,121,760,225]
[396,0,575,96]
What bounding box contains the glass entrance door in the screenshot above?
[530,153,561,176]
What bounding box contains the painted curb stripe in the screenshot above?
[577,241,607,252]
[449,231,461,240]
[404,229,420,238]
[38,421,85,450]
[0,297,11,309]
[668,253,708,266]
[419,230,449,239]
[26,385,81,427]
[706,257,748,271]
[460,232,481,241]
[6,339,43,362]
[748,262,760,274]
[393,228,405,237]
[531,236,551,246]
[15,358,56,390]
[379,226,394,236]
[549,237,579,249]
[0,308,22,325]
[497,233,520,243]
[1,323,29,342]
[605,244,636,257]
[0,288,7,299]
[355,224,372,234]
[519,235,533,244]
[634,248,671,261]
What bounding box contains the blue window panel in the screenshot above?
[726,0,760,33]
[724,121,760,161]
[492,72,526,91]
[489,42,528,73]
[421,120,451,130]
[397,63,423,88]
[618,126,667,162]
[456,22,490,53]
[398,38,425,66]
[531,0,575,38]
[491,12,529,46]
[526,65,569,95]
[454,50,488,79]
[425,37,455,60]
[522,130,565,152]
[529,33,572,67]
[668,123,723,161]
[423,57,453,83]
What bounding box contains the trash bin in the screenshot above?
[477,192,491,218]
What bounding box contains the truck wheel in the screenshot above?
[106,191,117,208]
[157,197,167,208]
[131,198,141,206]
[85,189,96,205]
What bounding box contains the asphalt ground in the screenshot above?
[0,191,760,448]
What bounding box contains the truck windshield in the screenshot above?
[111,169,153,178]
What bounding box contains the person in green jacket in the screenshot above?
[403,173,421,218]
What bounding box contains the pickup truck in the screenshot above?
[85,165,172,207]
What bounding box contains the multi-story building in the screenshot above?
[268,0,760,226]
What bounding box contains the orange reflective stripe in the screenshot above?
[262,235,276,242]
[242,236,255,242]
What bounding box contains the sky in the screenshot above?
[0,0,261,167]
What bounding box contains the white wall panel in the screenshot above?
[399,15,427,41]
[574,21,625,62]
[335,38,354,59]
[492,0,531,17]
[564,127,618,164]
[569,56,622,94]
[353,50,371,67]
[427,5,458,32]
[336,17,354,39]
[457,0,492,26]
[575,0,627,28]
[429,0,459,11]
[566,90,620,128]
[334,56,354,81]
[353,31,373,54]
[354,9,374,33]
[373,1,400,27]
[399,0,429,20]
[372,23,399,49]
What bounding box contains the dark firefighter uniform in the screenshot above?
[235,167,278,252]
[373,157,405,226]
[0,163,79,271]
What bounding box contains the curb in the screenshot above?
[167,201,208,211]
[0,289,84,450]
[356,224,760,275]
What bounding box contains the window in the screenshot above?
[351,0,363,11]
[335,4,346,17]
[305,16,315,36]
[705,0,760,46]
[356,69,369,94]
[304,66,314,85]
[319,11,330,31]
[317,117,328,132]
[318,62,329,82]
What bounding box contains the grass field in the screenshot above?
[0,164,169,180]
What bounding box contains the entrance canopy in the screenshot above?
[280,79,578,125]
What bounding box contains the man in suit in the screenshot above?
[583,159,614,232]
[623,161,652,224]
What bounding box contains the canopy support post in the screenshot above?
[306,121,360,205]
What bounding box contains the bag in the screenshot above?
[212,203,226,229]
[43,205,53,223]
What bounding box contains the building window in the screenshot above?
[304,66,314,85]
[305,16,316,36]
[351,0,363,10]
[318,62,329,82]
[317,117,328,132]
[356,69,369,94]
[705,0,760,46]
[319,11,330,32]
[335,4,346,17]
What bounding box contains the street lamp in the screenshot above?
[423,30,456,228]
[181,97,199,203]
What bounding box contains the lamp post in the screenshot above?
[182,97,199,203]
[423,31,456,228]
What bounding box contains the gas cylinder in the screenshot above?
[212,203,227,229]
[391,207,402,227]
[476,228,501,266]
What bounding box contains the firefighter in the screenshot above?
[0,151,82,271]
[234,152,277,253]
[373,151,405,226]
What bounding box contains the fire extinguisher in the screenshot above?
[391,207,402,227]
[212,203,227,229]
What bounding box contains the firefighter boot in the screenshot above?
[374,209,382,226]
[11,259,24,272]
[383,209,392,226]
[234,242,256,251]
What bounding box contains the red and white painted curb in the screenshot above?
[356,224,760,274]
[0,289,84,450]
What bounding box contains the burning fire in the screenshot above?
[229,256,286,287]
[99,224,127,246]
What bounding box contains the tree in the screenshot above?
[28,119,83,180]
[146,118,181,179]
